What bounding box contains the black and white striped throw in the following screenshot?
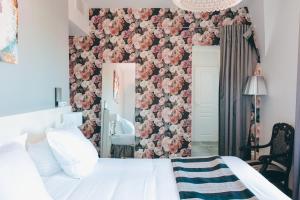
[171,156,257,200]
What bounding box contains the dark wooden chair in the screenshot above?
[242,123,294,193]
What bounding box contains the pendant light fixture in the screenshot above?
[172,0,243,12]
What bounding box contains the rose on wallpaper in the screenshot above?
[69,7,252,158]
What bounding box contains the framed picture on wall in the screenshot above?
[113,70,119,103]
[0,0,18,64]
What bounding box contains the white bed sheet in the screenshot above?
[43,157,290,200]
[43,158,180,200]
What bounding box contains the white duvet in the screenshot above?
[43,157,290,200]
[43,159,179,200]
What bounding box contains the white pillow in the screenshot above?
[47,127,98,179]
[0,143,53,200]
[27,139,62,177]
[0,133,27,148]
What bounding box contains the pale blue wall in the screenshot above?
[0,0,69,117]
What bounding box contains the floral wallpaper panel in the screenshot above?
[69,8,252,158]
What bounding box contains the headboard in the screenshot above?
[0,106,72,143]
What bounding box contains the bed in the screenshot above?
[0,108,291,200]
[42,157,291,200]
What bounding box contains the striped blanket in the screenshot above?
[171,156,258,200]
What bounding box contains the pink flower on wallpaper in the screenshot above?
[121,30,132,40]
[151,45,161,54]
[124,13,134,24]
[171,47,184,65]
[154,147,164,156]
[92,104,101,113]
[161,18,172,35]
[162,137,172,152]
[111,48,124,63]
[150,74,161,83]
[124,44,134,54]
[170,108,183,125]
[137,120,154,139]
[91,75,101,84]
[154,88,163,98]
[197,12,210,21]
[161,48,172,64]
[180,30,192,39]
[184,12,194,24]
[91,15,101,25]
[116,9,126,17]
[161,108,171,123]
[154,29,164,39]
[131,32,154,51]
[180,60,191,69]
[150,104,160,113]
[82,91,96,110]
[151,15,160,24]
[101,18,124,36]
[162,76,184,95]
[81,120,96,138]
[70,83,77,92]
[170,20,184,36]
[137,61,154,80]
[211,15,222,25]
[169,136,183,154]
[132,8,153,21]
[137,91,154,110]
[193,32,214,46]
[144,149,154,158]
[73,93,84,109]
[73,37,93,51]
[180,148,191,157]
[102,48,124,63]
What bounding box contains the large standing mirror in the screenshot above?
[192,46,220,157]
[101,63,136,158]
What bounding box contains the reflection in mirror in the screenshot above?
[100,63,136,158]
[192,46,220,157]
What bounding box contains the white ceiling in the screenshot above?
[85,0,175,8]
[85,0,250,9]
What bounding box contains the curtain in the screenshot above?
[219,24,257,157]
[293,24,300,200]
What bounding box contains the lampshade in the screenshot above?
[172,0,243,12]
[244,76,267,96]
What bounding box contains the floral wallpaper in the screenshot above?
[69,8,252,158]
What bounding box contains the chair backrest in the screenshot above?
[270,123,295,172]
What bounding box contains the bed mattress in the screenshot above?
[42,157,290,200]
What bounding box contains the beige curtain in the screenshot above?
[219,24,257,157]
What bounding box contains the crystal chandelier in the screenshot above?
[172,0,243,12]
